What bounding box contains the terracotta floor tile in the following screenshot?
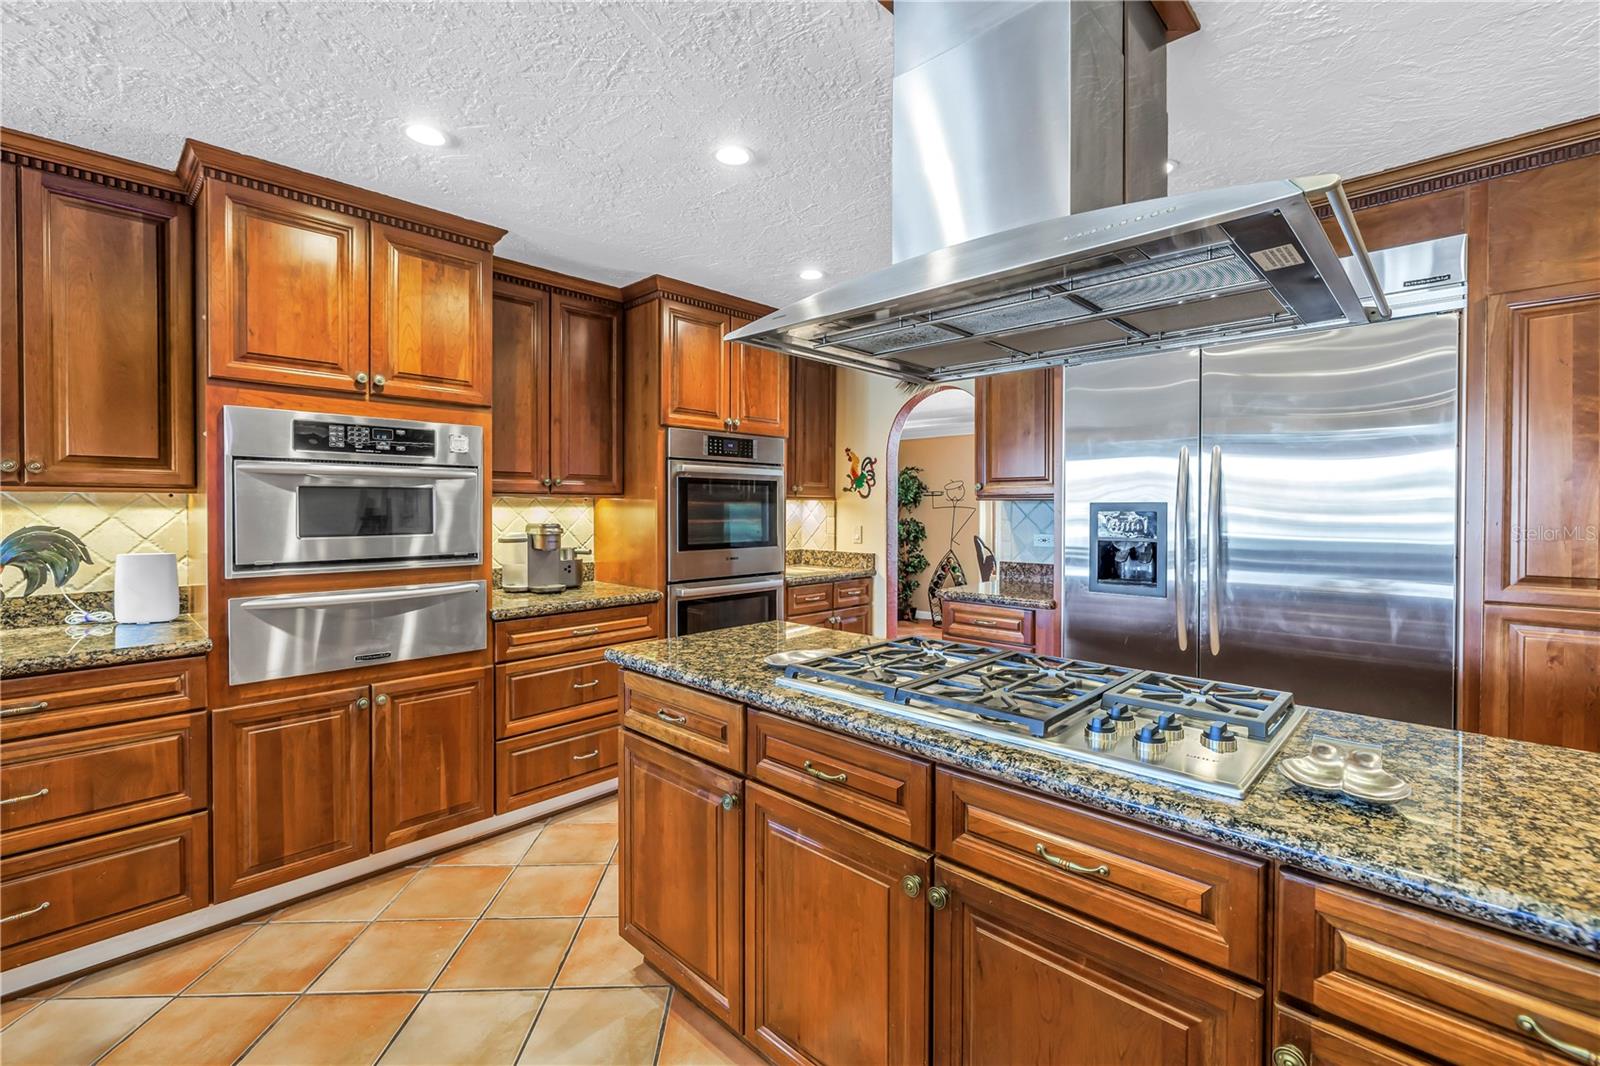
[486,864,605,918]
[185,922,364,995]
[432,825,544,866]
[239,992,418,1066]
[657,992,765,1066]
[310,920,472,992]
[555,917,661,987]
[588,864,619,917]
[434,918,579,990]
[379,990,544,1065]
[518,986,668,1066]
[62,925,258,998]
[0,997,42,1030]
[0,997,166,1066]
[552,797,618,825]
[380,866,511,920]
[521,822,617,865]
[273,867,419,923]
[99,995,294,1066]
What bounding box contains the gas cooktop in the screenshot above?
[776,638,1306,798]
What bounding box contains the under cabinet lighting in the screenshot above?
[406,123,450,147]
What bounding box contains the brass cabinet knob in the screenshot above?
[720,793,739,811]
[372,374,387,389]
[974,481,984,491]
[732,418,741,429]
[25,461,42,473]
[1270,1045,1308,1066]
[900,874,923,898]
[356,697,371,711]
[0,459,16,473]
[355,371,369,386]
[553,477,563,487]
[542,477,553,488]
[926,885,950,910]
[375,693,389,707]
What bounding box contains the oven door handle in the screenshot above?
[669,461,784,481]
[236,582,484,611]
[236,460,479,480]
[671,577,786,600]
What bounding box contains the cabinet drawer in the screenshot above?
[942,602,1033,647]
[622,672,743,772]
[1274,1006,1432,1066]
[0,712,208,856]
[496,715,619,814]
[1277,872,1600,1065]
[788,608,833,629]
[833,605,870,635]
[495,602,657,662]
[748,710,931,846]
[832,578,871,608]
[785,583,832,616]
[0,813,209,970]
[935,770,1265,980]
[496,652,619,738]
[0,657,206,741]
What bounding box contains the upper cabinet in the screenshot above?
[787,357,835,498]
[727,316,789,436]
[975,366,1060,499]
[179,141,504,408]
[491,260,623,495]
[1,133,195,490]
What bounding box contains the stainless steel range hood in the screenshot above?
[727,1,1389,384]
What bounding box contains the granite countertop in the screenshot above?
[491,581,661,621]
[1,616,212,679]
[940,576,1057,610]
[607,621,1600,955]
[784,549,877,586]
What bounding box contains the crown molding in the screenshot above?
[620,274,774,320]
[493,256,623,304]
[176,139,507,251]
[0,128,188,202]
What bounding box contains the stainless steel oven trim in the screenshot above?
[665,459,786,584]
[666,574,786,637]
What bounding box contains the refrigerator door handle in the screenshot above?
[1207,445,1223,655]
[1174,446,1190,652]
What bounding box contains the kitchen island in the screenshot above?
[607,621,1600,1066]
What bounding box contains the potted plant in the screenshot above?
[897,466,930,622]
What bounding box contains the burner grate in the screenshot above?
[1100,672,1294,739]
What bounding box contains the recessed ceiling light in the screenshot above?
[799,268,824,281]
[1163,158,1179,174]
[714,144,753,167]
[405,123,450,147]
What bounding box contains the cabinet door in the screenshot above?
[744,782,930,1066]
[1,163,20,485]
[975,367,1059,498]
[18,168,194,488]
[787,356,836,498]
[933,862,1262,1066]
[728,316,789,437]
[661,299,730,430]
[370,222,493,406]
[491,282,550,492]
[620,731,743,1028]
[203,181,369,395]
[550,293,623,494]
[1481,603,1600,751]
[372,667,492,851]
[212,687,370,901]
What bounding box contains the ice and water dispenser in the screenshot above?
[1087,503,1166,596]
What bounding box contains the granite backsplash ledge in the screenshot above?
[2,587,199,629]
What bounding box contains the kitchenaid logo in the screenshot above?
[354,651,393,663]
[1513,524,1598,543]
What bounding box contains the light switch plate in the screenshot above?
[853,525,864,544]
[1032,532,1053,548]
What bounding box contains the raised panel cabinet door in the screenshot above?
[744,782,931,1066]
[661,299,730,430]
[18,168,194,488]
[1,162,20,485]
[550,293,623,493]
[211,687,370,901]
[204,180,369,395]
[372,666,493,851]
[619,731,743,1028]
[1484,281,1600,611]
[787,357,836,498]
[370,222,493,406]
[491,282,551,492]
[1481,604,1600,751]
[974,366,1060,498]
[932,862,1262,1066]
[728,316,789,437]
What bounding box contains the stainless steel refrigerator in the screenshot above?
[1062,243,1464,727]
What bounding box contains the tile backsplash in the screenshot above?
[491,496,596,569]
[786,499,836,551]
[0,492,193,597]
[996,499,1056,564]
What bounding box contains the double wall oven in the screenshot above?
[664,428,786,636]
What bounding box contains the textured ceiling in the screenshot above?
[3,2,1596,307]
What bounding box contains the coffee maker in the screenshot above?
[499,523,567,593]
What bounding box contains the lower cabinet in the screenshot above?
[931,861,1262,1066]
[1273,1006,1432,1066]
[744,782,931,1066]
[619,731,744,1027]
[498,713,620,812]
[372,667,493,851]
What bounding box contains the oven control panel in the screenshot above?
[704,435,755,459]
[292,419,437,457]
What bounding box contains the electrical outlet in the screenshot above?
[1032,532,1053,548]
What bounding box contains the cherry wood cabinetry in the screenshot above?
[787,357,837,498]
[371,667,492,852]
[620,731,744,1028]
[786,577,875,636]
[940,600,1060,656]
[492,280,549,488]
[550,293,624,492]
[370,222,492,406]
[1480,603,1600,752]
[1273,1006,1432,1066]
[974,367,1059,499]
[0,657,206,743]
[728,316,789,437]
[661,300,730,431]
[1,135,194,488]
[498,714,620,812]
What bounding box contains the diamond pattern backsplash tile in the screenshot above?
[786,499,836,551]
[997,499,1056,564]
[491,496,596,570]
[0,492,193,597]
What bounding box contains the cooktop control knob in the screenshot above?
[1085,715,1120,751]
[1154,711,1185,739]
[1200,723,1239,754]
[1133,723,1169,763]
[1103,704,1137,737]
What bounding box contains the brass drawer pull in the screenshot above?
[972,618,1001,627]
[1270,1046,1308,1066]
[570,626,601,637]
[571,750,601,761]
[1035,843,1109,877]
[0,900,50,924]
[1517,1014,1597,1064]
[655,708,688,725]
[802,759,848,784]
[572,679,602,690]
[0,701,49,718]
[0,787,50,807]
